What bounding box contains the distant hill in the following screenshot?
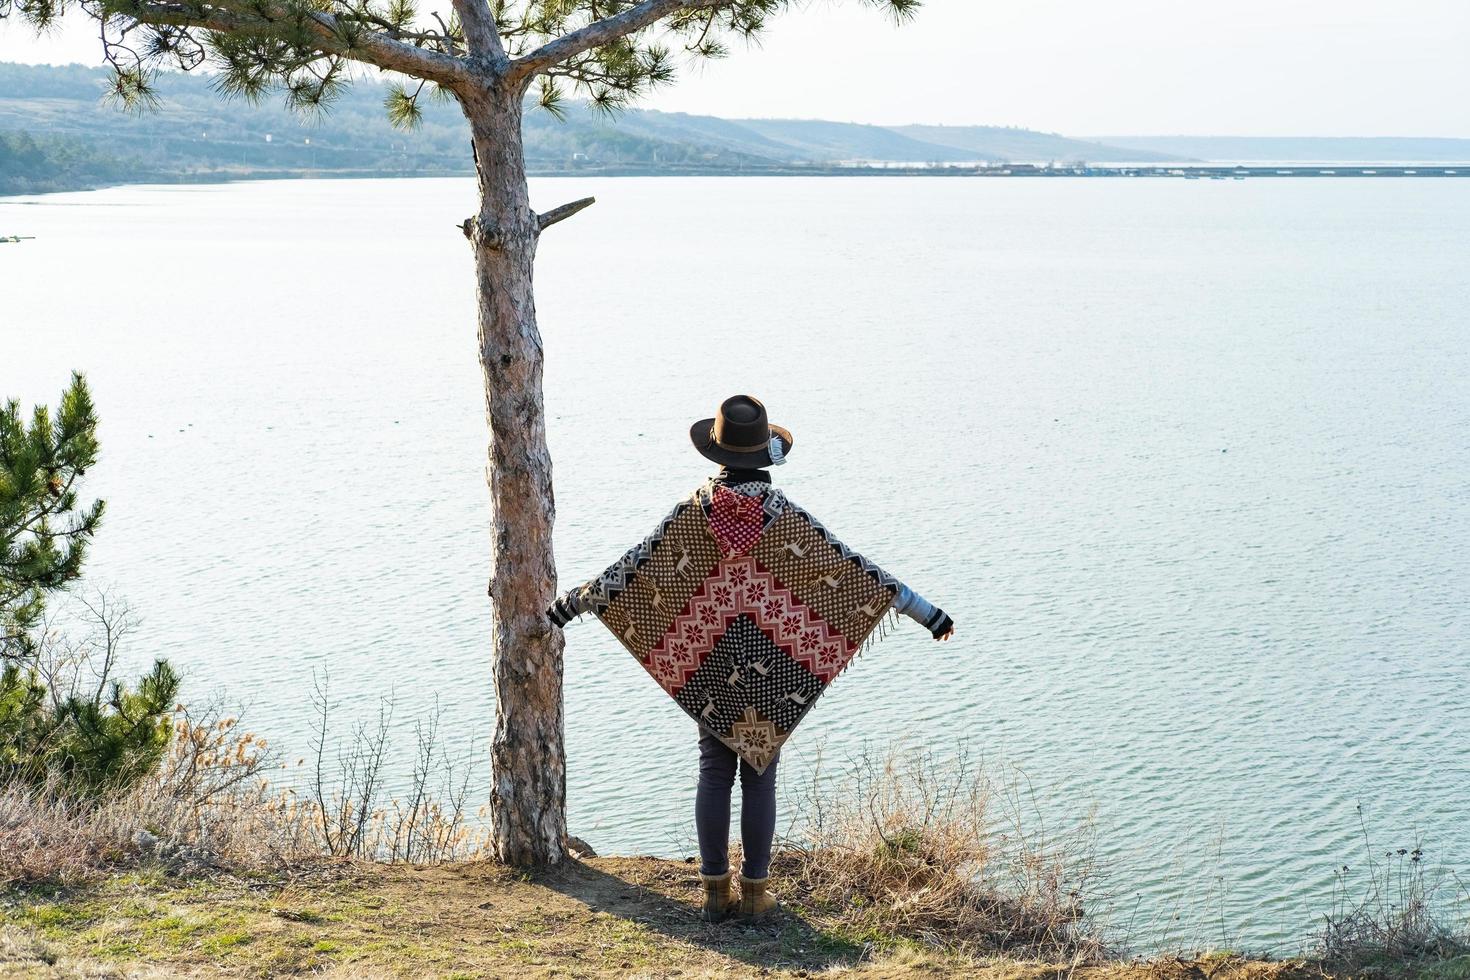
[0,62,784,188]
[0,61,1182,194]
[1093,135,1470,163]
[602,110,803,161]
[0,62,477,187]
[729,119,981,163]
[4,62,1467,196]
[0,129,159,195]
[890,124,1179,163]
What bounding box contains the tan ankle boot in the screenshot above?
[738,874,778,918]
[700,871,733,922]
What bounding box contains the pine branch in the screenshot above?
[123,0,474,85]
[507,0,725,83]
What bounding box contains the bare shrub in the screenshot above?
[1317,810,1470,975]
[156,701,272,808]
[380,700,483,863]
[307,672,394,859]
[27,590,135,710]
[141,698,317,868]
[301,674,489,863]
[775,742,1105,964]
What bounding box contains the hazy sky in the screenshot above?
[3,0,1467,136]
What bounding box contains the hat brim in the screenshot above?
[689,418,794,468]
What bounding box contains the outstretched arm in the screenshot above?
[546,497,694,629]
[893,585,955,641]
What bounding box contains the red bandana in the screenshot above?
[709,486,765,558]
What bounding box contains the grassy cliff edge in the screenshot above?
[0,856,1334,979]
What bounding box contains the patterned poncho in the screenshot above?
[551,478,948,773]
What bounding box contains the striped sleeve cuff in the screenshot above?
[893,585,952,639]
[547,591,583,628]
[927,611,954,639]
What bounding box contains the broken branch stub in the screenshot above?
[537,197,596,232]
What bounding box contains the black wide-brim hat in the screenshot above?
[690,395,794,468]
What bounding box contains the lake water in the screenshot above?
[3,176,1468,953]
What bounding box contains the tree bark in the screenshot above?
[461,80,567,866]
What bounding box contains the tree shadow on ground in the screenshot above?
[534,857,868,973]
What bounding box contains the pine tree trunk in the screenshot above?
[461,83,567,866]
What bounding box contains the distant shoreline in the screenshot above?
[6,161,1470,199]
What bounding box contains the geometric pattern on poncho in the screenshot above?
[749,510,895,647]
[580,480,898,773]
[594,502,720,661]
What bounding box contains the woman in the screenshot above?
[548,395,954,922]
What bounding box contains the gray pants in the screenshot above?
[695,728,779,879]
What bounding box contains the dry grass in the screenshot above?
[0,691,489,889]
[0,701,313,889]
[1315,819,1470,978]
[776,743,1103,965]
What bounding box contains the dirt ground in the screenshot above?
[0,857,1328,978]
